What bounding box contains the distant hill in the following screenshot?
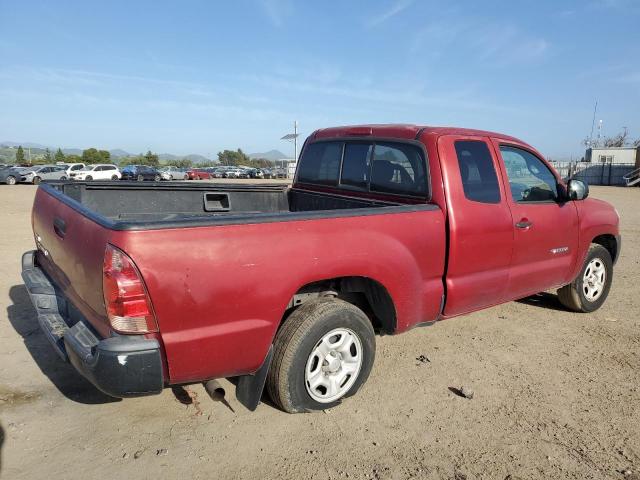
[0,140,229,164]
[61,148,82,156]
[249,149,287,161]
[109,149,131,158]
[184,154,211,164]
[0,141,49,149]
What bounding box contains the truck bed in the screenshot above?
[32,179,446,384]
[45,181,417,229]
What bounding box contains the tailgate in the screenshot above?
[32,186,114,337]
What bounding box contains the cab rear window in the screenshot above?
[297,140,428,197]
[296,142,343,186]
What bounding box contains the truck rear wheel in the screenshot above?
[558,244,613,312]
[266,298,375,413]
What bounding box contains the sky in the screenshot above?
[0,0,639,159]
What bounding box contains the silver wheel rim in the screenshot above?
[7,176,15,185]
[583,258,606,302]
[305,328,363,403]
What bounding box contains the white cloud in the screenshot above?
[411,18,549,65]
[365,0,414,28]
[259,0,294,27]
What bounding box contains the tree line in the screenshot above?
[583,129,640,149]
[9,145,277,169]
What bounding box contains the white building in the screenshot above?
[585,146,639,166]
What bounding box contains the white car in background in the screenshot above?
[73,164,121,181]
[159,166,187,180]
[62,163,87,178]
[21,165,69,184]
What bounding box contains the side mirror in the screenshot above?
[567,179,589,201]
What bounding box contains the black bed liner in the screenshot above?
[42,181,437,231]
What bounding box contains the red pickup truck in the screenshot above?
[21,125,620,413]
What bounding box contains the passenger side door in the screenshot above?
[439,135,515,316]
[491,141,579,298]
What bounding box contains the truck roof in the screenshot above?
[313,124,528,146]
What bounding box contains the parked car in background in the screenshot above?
[159,166,187,180]
[249,168,264,179]
[261,169,274,179]
[21,165,69,184]
[225,168,245,178]
[185,168,212,180]
[61,163,86,178]
[209,168,225,178]
[1,166,27,185]
[121,165,161,181]
[72,164,121,181]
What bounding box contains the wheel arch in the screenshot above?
[592,233,619,265]
[284,276,397,335]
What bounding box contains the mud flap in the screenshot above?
[235,345,274,411]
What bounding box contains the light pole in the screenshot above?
[280,121,300,178]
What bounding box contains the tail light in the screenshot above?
[103,244,158,334]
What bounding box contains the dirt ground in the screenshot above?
[0,183,638,480]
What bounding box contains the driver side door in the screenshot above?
[491,140,579,299]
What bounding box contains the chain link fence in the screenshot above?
[550,161,637,186]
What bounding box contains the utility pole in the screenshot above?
[280,121,300,179]
[294,121,298,161]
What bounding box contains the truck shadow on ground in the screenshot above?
[6,285,120,405]
[517,292,567,312]
[0,422,4,478]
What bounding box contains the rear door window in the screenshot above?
[454,140,501,204]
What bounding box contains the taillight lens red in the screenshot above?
[103,244,158,334]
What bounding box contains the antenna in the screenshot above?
[588,100,598,147]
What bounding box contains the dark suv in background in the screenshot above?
[120,165,161,181]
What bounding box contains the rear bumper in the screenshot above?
[21,250,164,398]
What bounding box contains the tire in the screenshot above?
[6,175,16,185]
[137,175,144,182]
[111,175,118,180]
[85,175,93,181]
[33,176,41,185]
[183,174,188,180]
[169,175,174,181]
[60,176,67,181]
[154,175,160,182]
[558,244,613,313]
[266,298,376,413]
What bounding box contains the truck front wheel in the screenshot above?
[558,244,613,312]
[266,298,376,413]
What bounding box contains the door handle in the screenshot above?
[515,219,532,229]
[53,217,66,238]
